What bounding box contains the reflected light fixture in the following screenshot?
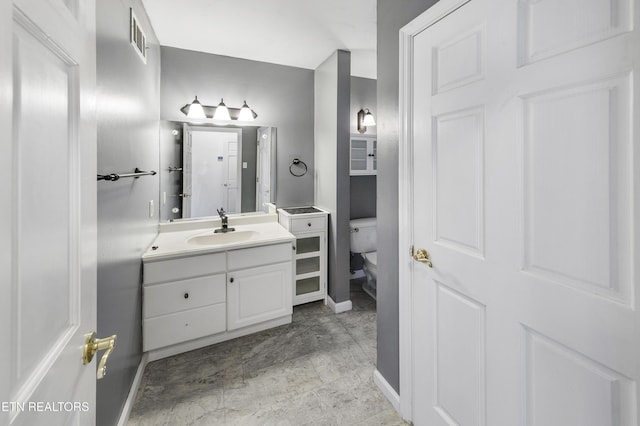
[238,100,255,121]
[186,96,206,119]
[179,98,258,120]
[213,98,231,120]
[357,108,376,133]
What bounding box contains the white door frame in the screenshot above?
[398,0,471,421]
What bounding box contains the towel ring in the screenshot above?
[289,158,308,177]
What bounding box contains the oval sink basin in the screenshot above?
[187,230,259,246]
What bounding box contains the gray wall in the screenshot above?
[241,126,258,212]
[376,0,438,393]
[350,76,377,135]
[314,50,352,304]
[96,1,161,424]
[350,76,377,220]
[350,176,377,219]
[160,47,315,208]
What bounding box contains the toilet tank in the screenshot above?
[349,217,377,253]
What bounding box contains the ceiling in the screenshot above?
[141,0,377,79]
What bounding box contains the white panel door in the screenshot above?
[183,126,241,217]
[405,0,639,425]
[256,126,272,211]
[225,139,240,213]
[0,0,97,425]
[182,124,194,217]
[191,130,227,217]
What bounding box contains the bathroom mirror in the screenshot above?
[160,120,277,221]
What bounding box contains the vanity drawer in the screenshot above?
[144,252,226,284]
[290,217,325,233]
[144,274,226,318]
[143,304,226,352]
[227,243,292,271]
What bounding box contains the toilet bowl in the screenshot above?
[349,217,377,299]
[362,251,377,278]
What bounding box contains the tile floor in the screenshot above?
[127,282,407,425]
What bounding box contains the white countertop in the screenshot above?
[143,221,295,261]
[277,206,329,218]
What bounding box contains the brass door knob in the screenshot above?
[411,246,433,268]
[82,332,117,379]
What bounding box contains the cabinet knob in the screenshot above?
[292,245,296,250]
[184,292,189,299]
[307,223,311,227]
[230,277,234,283]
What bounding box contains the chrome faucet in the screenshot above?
[214,208,235,233]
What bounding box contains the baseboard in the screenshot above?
[327,296,352,314]
[116,353,148,426]
[373,369,400,413]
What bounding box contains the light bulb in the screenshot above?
[363,109,376,126]
[186,96,206,119]
[213,98,231,120]
[238,100,255,121]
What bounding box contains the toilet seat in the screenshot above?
[363,251,377,267]
[363,251,377,277]
[361,251,377,300]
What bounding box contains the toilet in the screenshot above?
[349,217,377,299]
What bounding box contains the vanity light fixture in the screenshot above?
[363,109,376,126]
[213,98,231,121]
[179,98,259,121]
[237,100,255,121]
[357,108,376,133]
[186,96,206,119]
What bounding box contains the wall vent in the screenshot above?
[130,8,147,64]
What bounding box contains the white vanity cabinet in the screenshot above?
[142,241,293,357]
[278,207,328,306]
[350,134,377,175]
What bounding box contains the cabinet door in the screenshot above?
[227,262,293,330]
[369,138,377,173]
[350,137,369,175]
[293,230,327,305]
[350,136,377,175]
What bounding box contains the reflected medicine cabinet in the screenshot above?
[350,134,377,176]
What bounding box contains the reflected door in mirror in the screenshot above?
[183,126,242,217]
[257,127,276,212]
